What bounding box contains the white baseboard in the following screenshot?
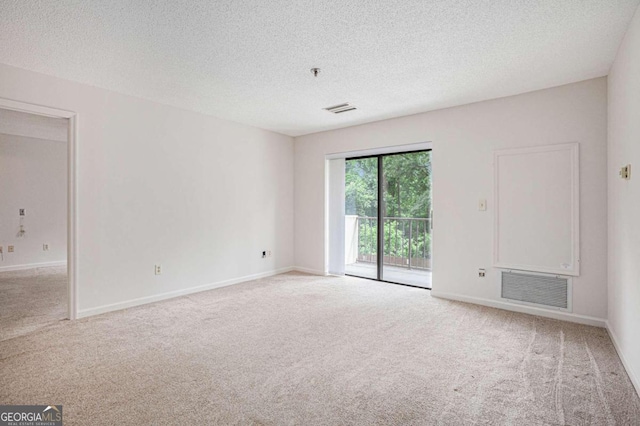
[430,290,606,328]
[606,321,640,396]
[0,261,67,272]
[293,266,327,276]
[78,266,295,319]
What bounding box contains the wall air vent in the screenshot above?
[324,103,357,114]
[501,270,571,311]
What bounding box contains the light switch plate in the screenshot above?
[479,199,487,211]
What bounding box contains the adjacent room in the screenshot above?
[1,1,639,424]
[0,108,68,341]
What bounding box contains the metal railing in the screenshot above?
[354,216,432,270]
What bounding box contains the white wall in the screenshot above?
[295,78,608,323]
[0,134,67,269]
[327,158,345,275]
[0,63,294,317]
[608,4,640,392]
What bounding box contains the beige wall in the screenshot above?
[608,4,640,393]
[0,133,66,269]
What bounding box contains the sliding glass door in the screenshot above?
[344,150,432,289]
[344,157,378,279]
[381,151,432,287]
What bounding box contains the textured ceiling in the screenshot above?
[0,1,638,136]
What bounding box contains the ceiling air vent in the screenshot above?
[324,103,357,114]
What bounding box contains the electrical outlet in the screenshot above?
[19,208,25,216]
[8,245,14,253]
[478,199,487,211]
[478,268,486,278]
[155,264,162,275]
[43,244,49,251]
[620,164,631,180]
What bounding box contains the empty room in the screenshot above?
[0,1,639,425]
[0,108,69,341]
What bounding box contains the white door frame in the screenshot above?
[0,97,78,320]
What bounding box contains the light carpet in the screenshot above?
[1,272,639,425]
[0,265,67,341]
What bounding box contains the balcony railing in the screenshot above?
[345,216,432,271]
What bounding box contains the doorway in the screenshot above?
[0,101,77,339]
[344,150,432,289]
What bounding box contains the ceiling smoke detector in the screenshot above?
[323,103,357,114]
[310,67,320,77]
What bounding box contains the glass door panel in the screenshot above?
[381,151,432,288]
[344,157,378,280]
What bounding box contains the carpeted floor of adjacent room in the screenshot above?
[0,266,67,341]
[1,271,639,425]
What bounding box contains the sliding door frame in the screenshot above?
[345,148,432,289]
[377,155,384,282]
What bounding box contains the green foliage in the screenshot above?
[383,152,431,218]
[346,152,432,261]
[381,219,431,258]
[357,219,377,255]
[357,218,431,259]
[345,157,378,217]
